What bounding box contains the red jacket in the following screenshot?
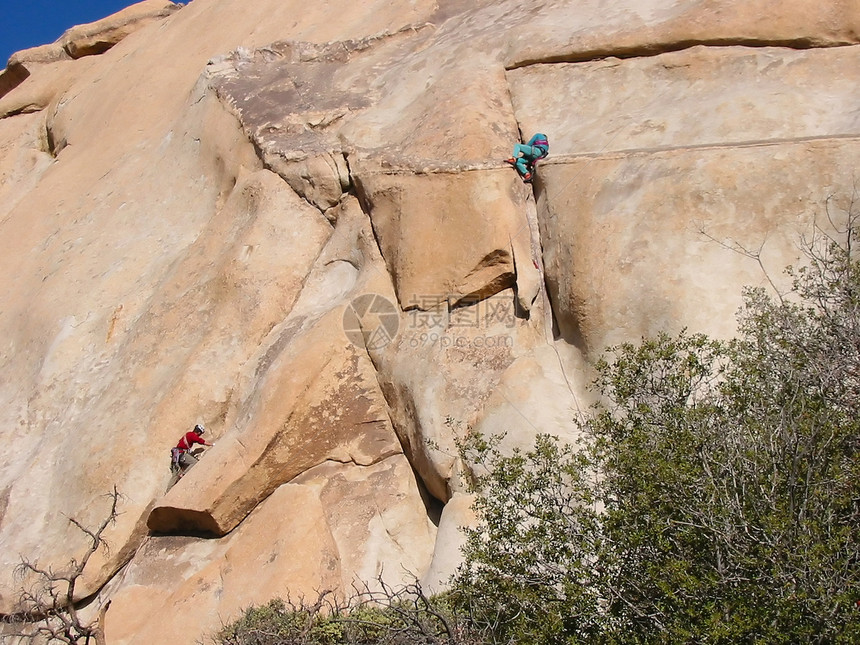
[176,431,206,451]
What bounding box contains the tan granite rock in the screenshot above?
[0,0,443,614]
[7,43,70,68]
[108,459,434,645]
[421,492,478,593]
[536,140,860,354]
[502,0,860,67]
[0,57,97,118]
[508,45,860,157]
[60,0,181,59]
[509,44,860,352]
[146,310,402,536]
[354,169,522,309]
[0,1,177,114]
[0,0,858,642]
[0,112,53,221]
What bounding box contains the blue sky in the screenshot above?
[1,0,147,66]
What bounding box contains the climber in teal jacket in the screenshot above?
[507,133,549,181]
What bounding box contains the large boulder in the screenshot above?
[0,0,858,642]
[509,44,860,352]
[354,169,523,309]
[108,457,435,645]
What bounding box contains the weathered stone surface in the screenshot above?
[509,44,860,353]
[273,152,351,211]
[106,484,338,644]
[366,292,549,503]
[147,310,402,536]
[60,0,180,59]
[0,57,97,118]
[0,113,53,221]
[473,345,590,452]
[209,30,530,302]
[354,169,524,309]
[0,1,176,110]
[293,456,437,585]
[537,140,860,353]
[0,65,28,103]
[0,0,444,614]
[7,43,70,68]
[508,45,860,156]
[108,458,434,644]
[421,492,478,593]
[502,0,860,67]
[0,0,858,641]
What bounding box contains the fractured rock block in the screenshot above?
[147,310,402,536]
[509,45,860,157]
[538,139,860,354]
[264,150,351,210]
[353,168,526,310]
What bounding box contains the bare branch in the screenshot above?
[6,487,121,644]
[697,224,785,304]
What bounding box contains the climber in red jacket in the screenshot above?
[170,424,214,477]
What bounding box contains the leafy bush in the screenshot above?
[213,584,482,645]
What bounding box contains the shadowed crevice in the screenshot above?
[0,65,30,104]
[146,507,223,537]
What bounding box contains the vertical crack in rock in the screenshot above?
[508,42,860,355]
[520,190,557,343]
[44,111,67,157]
[502,66,558,342]
[335,188,452,521]
[355,331,443,522]
[503,77,589,418]
[338,200,430,494]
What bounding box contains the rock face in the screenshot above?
[0,0,857,642]
[510,44,860,352]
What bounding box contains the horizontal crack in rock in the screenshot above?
[538,133,860,163]
[505,39,859,70]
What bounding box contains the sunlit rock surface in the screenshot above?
[0,0,857,642]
